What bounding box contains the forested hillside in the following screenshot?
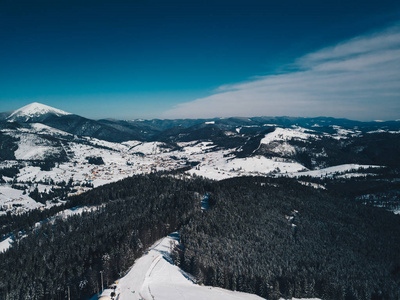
[0,174,210,299]
[176,177,400,300]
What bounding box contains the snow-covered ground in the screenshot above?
[260,127,318,145]
[188,155,306,180]
[55,205,101,219]
[0,123,386,215]
[97,233,265,300]
[330,125,361,139]
[13,132,63,161]
[297,181,326,190]
[0,236,13,253]
[0,132,385,215]
[0,184,44,215]
[284,164,381,178]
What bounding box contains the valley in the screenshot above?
[1,104,399,216]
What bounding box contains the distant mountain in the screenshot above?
[6,102,71,123]
[1,103,146,142]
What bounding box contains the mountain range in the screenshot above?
[2,102,400,143]
[1,102,400,300]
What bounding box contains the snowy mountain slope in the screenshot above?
[7,102,71,123]
[29,123,73,138]
[254,127,321,158]
[1,125,68,161]
[260,127,319,144]
[98,233,265,300]
[13,133,65,161]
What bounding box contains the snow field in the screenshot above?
[0,184,44,215]
[13,133,62,160]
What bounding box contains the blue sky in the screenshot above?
[1,0,399,120]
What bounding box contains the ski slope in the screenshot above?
[98,233,265,300]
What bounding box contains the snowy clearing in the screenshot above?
[0,184,44,215]
[188,154,306,180]
[284,164,382,178]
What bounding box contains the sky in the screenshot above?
[1,0,399,121]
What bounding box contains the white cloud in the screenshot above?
[164,24,400,121]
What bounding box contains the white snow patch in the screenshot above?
[298,181,326,190]
[367,129,400,134]
[285,164,381,178]
[121,140,142,148]
[0,237,13,253]
[181,141,215,155]
[56,206,100,219]
[336,173,377,179]
[330,125,361,139]
[85,137,129,152]
[260,127,317,145]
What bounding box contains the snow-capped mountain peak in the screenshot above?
[7,102,71,122]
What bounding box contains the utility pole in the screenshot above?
[67,286,70,300]
[100,270,104,292]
